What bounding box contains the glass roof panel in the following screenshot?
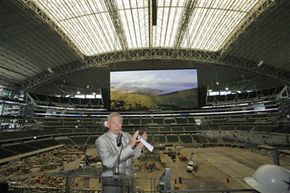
[116,0,149,48]
[32,0,121,56]
[31,0,266,55]
[153,0,186,47]
[181,0,262,51]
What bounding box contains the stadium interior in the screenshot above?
[0,0,290,192]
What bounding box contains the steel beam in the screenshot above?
[21,48,290,91]
[219,0,279,58]
[174,0,197,48]
[18,0,84,61]
[220,56,290,85]
[104,0,128,50]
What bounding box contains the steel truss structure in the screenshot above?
[104,0,128,50]
[22,48,290,91]
[15,0,289,91]
[174,0,197,48]
[219,0,279,56]
[18,0,84,60]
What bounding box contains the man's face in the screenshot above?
[108,115,122,135]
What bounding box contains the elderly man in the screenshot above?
[95,112,147,192]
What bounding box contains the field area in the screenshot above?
[2,146,290,192]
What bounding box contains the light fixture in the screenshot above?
[87,85,90,89]
[77,91,80,94]
[257,60,264,67]
[216,81,220,85]
[225,87,229,90]
[47,67,54,73]
[195,118,202,126]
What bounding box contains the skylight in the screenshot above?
[181,0,262,51]
[30,0,265,56]
[33,0,121,56]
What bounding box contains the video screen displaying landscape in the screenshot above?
[110,69,198,110]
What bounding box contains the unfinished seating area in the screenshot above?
[0,110,286,162]
[0,139,60,160]
[29,93,104,108]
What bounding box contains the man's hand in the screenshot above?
[128,130,140,147]
[137,132,148,148]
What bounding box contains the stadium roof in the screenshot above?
[0,0,290,94]
[32,0,264,55]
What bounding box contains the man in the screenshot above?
[95,112,147,192]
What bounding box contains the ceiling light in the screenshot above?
[257,60,264,67]
[77,91,80,94]
[195,118,202,125]
[225,87,229,90]
[47,67,54,73]
[216,81,219,85]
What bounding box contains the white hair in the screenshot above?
[107,112,123,123]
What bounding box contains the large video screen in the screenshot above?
[110,69,198,110]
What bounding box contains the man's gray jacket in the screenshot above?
[95,131,142,176]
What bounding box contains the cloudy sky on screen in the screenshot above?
[110,69,198,95]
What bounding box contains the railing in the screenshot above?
[8,167,255,193]
[9,186,254,193]
[160,190,254,193]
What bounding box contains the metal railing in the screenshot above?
[8,167,255,193]
[10,187,255,193]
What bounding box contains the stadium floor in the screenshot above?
[1,146,289,192]
[73,146,290,191]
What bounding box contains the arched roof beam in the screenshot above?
[21,48,290,91]
[104,0,128,50]
[174,0,197,48]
